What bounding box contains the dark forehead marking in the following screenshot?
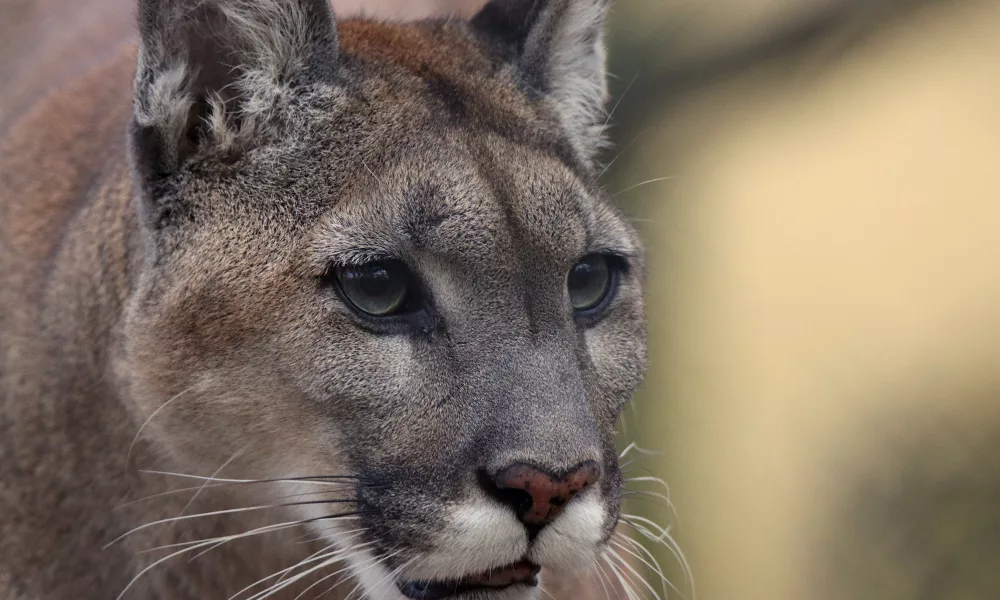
[463,138,590,341]
[400,182,459,250]
[337,18,592,182]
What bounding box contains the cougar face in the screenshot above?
[122,1,646,598]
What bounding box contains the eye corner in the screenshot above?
[567,251,625,322]
[596,249,632,272]
[323,257,428,327]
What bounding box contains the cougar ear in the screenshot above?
[130,0,338,178]
[471,0,610,163]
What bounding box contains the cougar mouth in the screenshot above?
[398,560,541,600]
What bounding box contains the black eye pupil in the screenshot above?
[568,254,614,313]
[357,267,390,296]
[336,260,409,317]
[335,255,618,322]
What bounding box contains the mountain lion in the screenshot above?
[0,0,656,598]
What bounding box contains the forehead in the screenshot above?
[306,132,635,274]
[293,18,637,272]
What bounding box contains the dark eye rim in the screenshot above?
[322,258,436,334]
[570,252,625,324]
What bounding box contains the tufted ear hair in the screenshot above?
[130,0,338,177]
[471,0,611,164]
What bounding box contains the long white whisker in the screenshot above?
[612,535,688,600]
[274,529,366,587]
[173,448,245,528]
[188,516,363,564]
[619,442,637,460]
[126,386,194,467]
[602,71,639,131]
[117,480,356,512]
[115,482,236,509]
[621,514,696,598]
[114,519,312,600]
[139,470,354,487]
[589,555,616,600]
[539,584,559,600]
[614,176,676,197]
[228,538,358,600]
[312,550,407,600]
[621,444,661,458]
[106,504,301,548]
[622,489,679,522]
[288,544,382,600]
[603,551,642,600]
[599,128,651,180]
[624,476,672,497]
[607,546,664,600]
[140,521,303,555]
[341,550,404,600]
[246,546,394,600]
[244,550,358,600]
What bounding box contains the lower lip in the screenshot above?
[398,560,541,600]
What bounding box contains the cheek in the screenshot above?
[583,317,648,411]
[298,326,461,457]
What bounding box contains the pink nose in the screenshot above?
[492,461,601,526]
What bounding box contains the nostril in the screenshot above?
[497,486,534,517]
[483,460,602,530]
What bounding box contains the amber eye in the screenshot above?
[568,254,615,313]
[335,260,411,317]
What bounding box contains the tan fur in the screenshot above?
[0,1,642,599]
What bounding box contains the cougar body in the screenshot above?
[0,1,647,599]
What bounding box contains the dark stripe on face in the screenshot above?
[453,138,536,339]
[416,69,591,183]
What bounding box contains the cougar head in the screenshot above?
[123,0,646,598]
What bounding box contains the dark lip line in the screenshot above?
[397,579,537,600]
[397,560,541,600]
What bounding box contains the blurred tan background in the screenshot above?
[4,0,994,597]
[338,0,1000,599]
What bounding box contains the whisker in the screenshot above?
[539,584,559,600]
[599,128,652,180]
[125,386,195,467]
[339,550,404,600]
[275,530,366,587]
[116,480,359,511]
[621,490,679,522]
[107,500,366,549]
[289,545,387,600]
[606,546,665,600]
[139,469,361,486]
[588,555,615,600]
[624,476,672,496]
[228,535,361,600]
[114,482,238,509]
[614,176,676,198]
[242,547,360,600]
[331,554,414,600]
[612,535,687,600]
[173,448,245,527]
[274,488,357,502]
[115,518,323,600]
[250,547,397,600]
[601,71,639,131]
[602,551,642,600]
[620,514,696,598]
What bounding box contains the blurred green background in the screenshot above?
[349,1,1000,598]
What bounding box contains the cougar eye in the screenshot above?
[568,253,617,315]
[335,260,411,317]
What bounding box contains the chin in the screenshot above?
[348,550,545,600]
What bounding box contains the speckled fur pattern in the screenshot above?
[0,1,645,599]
